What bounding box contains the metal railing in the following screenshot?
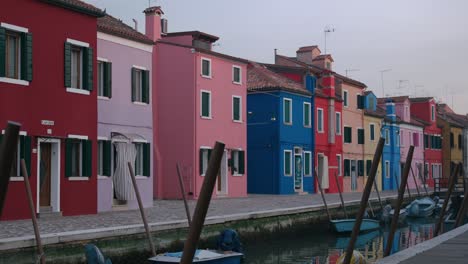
[434,177,466,194]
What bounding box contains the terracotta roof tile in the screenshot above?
[98,15,154,45]
[40,0,104,17]
[409,97,434,103]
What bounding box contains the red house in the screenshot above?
[0,0,104,220]
[410,97,443,187]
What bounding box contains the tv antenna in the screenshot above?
[345,69,359,77]
[324,26,335,54]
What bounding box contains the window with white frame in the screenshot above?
[199,148,211,175]
[431,105,435,121]
[385,161,390,178]
[65,138,92,178]
[304,151,312,176]
[232,96,242,122]
[70,46,83,89]
[70,140,82,176]
[64,39,93,92]
[134,143,144,176]
[336,112,341,135]
[98,140,103,176]
[385,129,390,145]
[4,135,31,177]
[232,66,241,84]
[304,102,311,127]
[283,98,292,124]
[337,155,342,176]
[98,60,112,98]
[1,24,33,82]
[5,30,20,79]
[317,108,324,132]
[284,150,292,176]
[344,126,352,143]
[230,150,245,175]
[131,67,150,104]
[370,123,375,141]
[201,58,211,78]
[343,90,349,107]
[201,90,211,118]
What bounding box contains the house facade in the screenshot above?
[0,0,104,220]
[96,15,154,212]
[247,63,314,194]
[145,8,248,199]
[380,100,401,190]
[363,92,383,190]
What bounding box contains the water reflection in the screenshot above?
[243,218,439,264]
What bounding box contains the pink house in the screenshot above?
[144,7,248,199]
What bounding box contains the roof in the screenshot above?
[313,54,334,62]
[365,106,386,118]
[297,46,321,53]
[409,97,434,103]
[165,31,219,43]
[247,62,311,96]
[39,0,105,17]
[411,116,431,126]
[143,6,164,15]
[98,15,154,45]
[438,111,467,128]
[377,96,409,104]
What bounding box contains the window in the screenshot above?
[337,155,342,176]
[232,66,241,84]
[135,143,144,176]
[232,96,242,122]
[336,112,341,135]
[199,148,211,175]
[344,127,352,143]
[0,134,31,177]
[98,61,112,98]
[284,150,292,176]
[201,58,211,78]
[317,108,324,132]
[97,140,111,176]
[370,124,375,141]
[424,134,429,149]
[413,132,420,147]
[357,128,364,144]
[201,90,211,118]
[98,140,103,176]
[396,131,400,146]
[408,131,412,145]
[65,138,92,177]
[344,159,350,176]
[366,160,372,176]
[405,106,409,119]
[450,132,454,148]
[343,91,348,107]
[385,129,390,145]
[304,102,311,127]
[304,151,312,176]
[131,67,150,103]
[431,105,435,121]
[385,161,390,178]
[230,150,245,176]
[326,61,331,69]
[1,26,32,82]
[368,97,375,110]
[65,40,92,92]
[71,46,82,89]
[357,95,364,109]
[283,98,292,124]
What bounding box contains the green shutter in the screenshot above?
[284,152,291,175]
[103,140,111,176]
[304,152,310,175]
[239,150,245,175]
[366,160,372,176]
[304,104,310,126]
[0,28,5,77]
[358,160,364,176]
[142,70,150,104]
[131,68,136,102]
[233,97,240,121]
[21,32,33,81]
[82,140,92,177]
[104,62,112,98]
[199,149,203,175]
[143,143,150,177]
[358,129,364,144]
[19,136,31,177]
[83,47,93,91]
[284,100,291,123]
[201,92,210,117]
[65,139,73,177]
[344,159,350,176]
[64,43,72,87]
[208,149,212,163]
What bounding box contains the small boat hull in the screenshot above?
[406,197,436,218]
[331,219,380,233]
[149,250,243,264]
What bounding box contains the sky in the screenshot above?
[87,0,468,114]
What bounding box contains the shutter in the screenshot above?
[131,68,136,102]
[366,160,372,176]
[65,139,73,177]
[142,70,150,104]
[21,32,33,81]
[103,140,111,176]
[199,149,203,175]
[239,150,245,174]
[143,143,150,177]
[19,135,31,177]
[83,47,93,91]
[82,140,92,177]
[208,149,212,163]
[344,159,350,176]
[64,42,72,87]
[104,62,112,98]
[0,28,5,77]
[357,95,363,109]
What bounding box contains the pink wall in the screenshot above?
[162,35,193,46]
[399,124,425,189]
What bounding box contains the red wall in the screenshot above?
[0,0,98,220]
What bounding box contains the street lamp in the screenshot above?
[380,69,392,97]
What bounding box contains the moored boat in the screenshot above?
[331,219,380,233]
[148,250,243,264]
[405,197,436,218]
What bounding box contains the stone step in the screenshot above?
[38,207,62,219]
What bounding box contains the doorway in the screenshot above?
[37,138,60,213]
[351,160,357,190]
[216,151,228,196]
[294,147,303,192]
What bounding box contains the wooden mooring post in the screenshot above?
[434,163,460,236]
[373,180,384,212]
[384,146,414,257]
[180,142,225,264]
[343,137,384,264]
[176,163,192,227]
[455,164,468,228]
[410,167,421,197]
[0,122,21,216]
[315,170,332,222]
[334,172,348,218]
[128,162,156,257]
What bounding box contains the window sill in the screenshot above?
[201,116,212,120]
[133,102,148,106]
[0,77,29,86]
[283,122,292,126]
[66,88,90,95]
[98,175,110,180]
[284,174,292,177]
[233,120,243,123]
[68,177,90,181]
[201,75,212,79]
[10,177,24,182]
[232,174,243,177]
[135,176,149,179]
[304,125,312,128]
[304,175,313,177]
[232,81,242,85]
[318,130,324,133]
[98,96,110,100]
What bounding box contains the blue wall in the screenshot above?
[381,102,401,190]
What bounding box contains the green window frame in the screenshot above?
[0,26,33,81]
[0,134,31,177]
[317,108,324,132]
[370,124,375,141]
[131,67,150,103]
[343,90,348,107]
[344,159,350,176]
[64,41,93,91]
[336,112,341,135]
[344,127,352,143]
[232,65,241,84]
[283,98,292,125]
[199,148,212,175]
[304,151,312,176]
[201,90,211,118]
[358,160,364,176]
[201,58,211,77]
[232,96,241,122]
[303,102,311,127]
[97,140,112,177]
[358,128,364,144]
[366,160,372,176]
[284,150,292,176]
[65,138,92,177]
[230,150,245,176]
[98,60,112,98]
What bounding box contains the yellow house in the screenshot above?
[364,107,384,190]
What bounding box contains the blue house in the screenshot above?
[247,63,315,194]
[381,99,401,190]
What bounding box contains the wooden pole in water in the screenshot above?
[373,181,384,212]
[21,159,45,264]
[180,142,225,264]
[127,162,156,257]
[421,166,429,196]
[315,170,332,222]
[455,164,468,228]
[384,146,414,257]
[410,167,421,197]
[434,163,460,236]
[0,122,21,216]
[343,138,384,264]
[334,172,348,218]
[176,163,192,227]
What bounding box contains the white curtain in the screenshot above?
[113,142,137,201]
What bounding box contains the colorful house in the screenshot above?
[410,97,442,187]
[0,0,104,220]
[145,7,248,199]
[247,62,314,194]
[363,91,383,190]
[96,15,154,212]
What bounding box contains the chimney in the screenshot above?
[132,19,138,31]
[296,45,321,64]
[321,73,335,97]
[386,100,397,122]
[144,6,164,42]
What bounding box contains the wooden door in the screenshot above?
[40,143,52,207]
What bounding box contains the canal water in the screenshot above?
[242,218,439,264]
